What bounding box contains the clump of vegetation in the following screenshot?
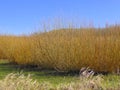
[0,25,120,73]
[0,73,52,90]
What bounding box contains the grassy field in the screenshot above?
[0,60,120,90]
[0,60,78,85]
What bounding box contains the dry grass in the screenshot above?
[0,73,52,90]
[0,25,120,73]
[0,73,119,90]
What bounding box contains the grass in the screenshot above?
[0,60,120,89]
[0,73,103,90]
[102,74,120,89]
[0,60,78,85]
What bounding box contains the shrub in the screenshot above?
[0,26,120,73]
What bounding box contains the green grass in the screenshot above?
[103,74,120,89]
[0,60,120,88]
[0,60,78,85]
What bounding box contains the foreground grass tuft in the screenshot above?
[0,73,52,90]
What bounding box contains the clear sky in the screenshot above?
[0,0,120,35]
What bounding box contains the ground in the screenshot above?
[0,60,120,88]
[0,60,79,86]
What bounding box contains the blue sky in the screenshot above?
[0,0,120,35]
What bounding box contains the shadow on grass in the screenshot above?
[0,61,79,85]
[0,60,110,78]
[0,60,79,78]
[13,64,80,76]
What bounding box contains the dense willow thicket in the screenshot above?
[0,26,120,73]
